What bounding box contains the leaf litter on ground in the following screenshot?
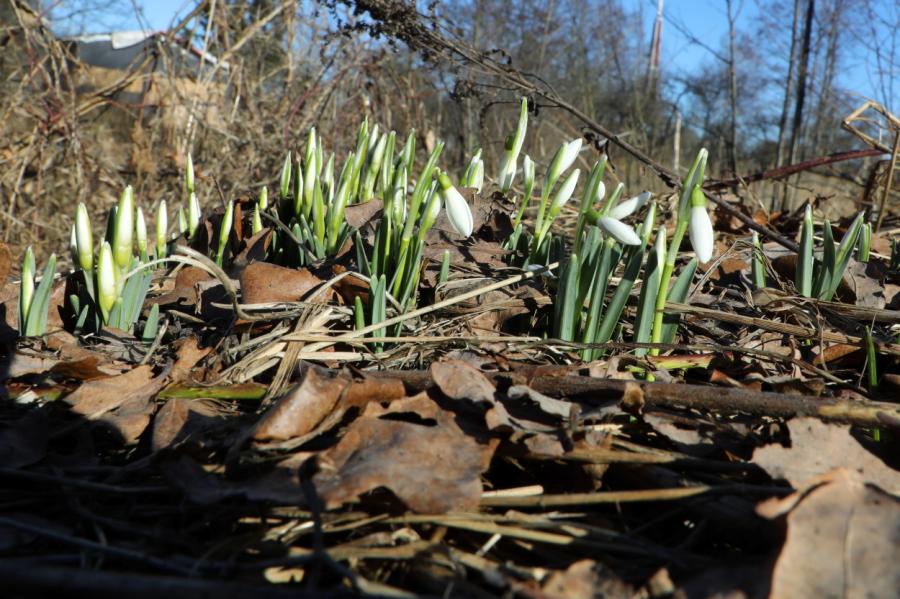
[2,206,900,599]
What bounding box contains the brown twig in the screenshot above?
[367,370,900,427]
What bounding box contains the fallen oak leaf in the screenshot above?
[62,364,167,444]
[313,393,497,513]
[752,417,900,493]
[251,367,406,443]
[757,469,900,599]
[240,262,323,305]
[251,367,347,442]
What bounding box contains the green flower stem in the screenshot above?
[649,150,706,356]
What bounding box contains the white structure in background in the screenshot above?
[63,31,230,158]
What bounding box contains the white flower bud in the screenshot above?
[438,172,474,238]
[599,217,642,246]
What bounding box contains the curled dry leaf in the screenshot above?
[152,266,213,307]
[62,364,167,444]
[752,417,900,492]
[313,393,497,513]
[431,359,514,431]
[757,469,900,599]
[239,261,323,305]
[251,367,407,442]
[251,367,348,442]
[229,228,272,271]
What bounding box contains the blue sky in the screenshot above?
[50,0,896,110]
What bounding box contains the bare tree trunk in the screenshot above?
[673,109,682,173]
[784,0,816,211]
[465,0,484,155]
[772,0,803,211]
[726,0,740,179]
[811,0,843,155]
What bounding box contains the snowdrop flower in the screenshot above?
[188,191,201,239]
[135,206,148,257]
[74,202,93,271]
[608,191,651,220]
[499,98,528,193]
[97,241,117,321]
[438,172,474,237]
[548,169,580,217]
[546,138,583,189]
[463,149,484,192]
[470,160,484,193]
[418,183,442,238]
[688,186,714,262]
[279,152,292,199]
[599,216,642,246]
[20,247,34,326]
[156,200,167,259]
[185,153,195,194]
[593,180,607,205]
[654,224,667,271]
[591,185,648,246]
[258,186,268,211]
[177,206,188,235]
[522,154,535,196]
[113,186,134,270]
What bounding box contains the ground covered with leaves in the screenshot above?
[2,183,900,598]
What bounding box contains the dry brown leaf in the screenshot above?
[811,343,863,366]
[0,280,19,333]
[506,385,574,419]
[431,359,516,431]
[152,266,213,307]
[752,417,900,492]
[168,336,212,384]
[151,397,229,452]
[331,264,370,306]
[431,359,495,403]
[344,198,384,228]
[240,262,323,304]
[62,365,166,444]
[465,285,548,334]
[643,412,716,457]
[313,393,496,513]
[541,560,633,599]
[252,367,348,442]
[757,469,900,599]
[230,227,272,271]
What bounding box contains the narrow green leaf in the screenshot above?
[592,244,645,357]
[822,212,864,301]
[556,253,580,341]
[25,254,57,337]
[661,258,698,345]
[439,250,450,285]
[142,303,160,346]
[751,232,766,289]
[634,242,662,357]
